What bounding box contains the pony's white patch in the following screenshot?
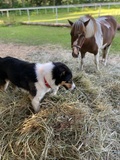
[80,16,95,38]
[73,39,78,46]
[96,17,111,28]
[95,22,103,45]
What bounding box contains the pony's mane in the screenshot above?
[72,20,83,35]
[79,15,97,38]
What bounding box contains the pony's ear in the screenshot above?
[84,19,90,27]
[68,20,73,26]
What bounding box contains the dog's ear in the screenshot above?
[68,20,73,26]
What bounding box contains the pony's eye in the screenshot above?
[78,33,84,37]
[78,33,81,36]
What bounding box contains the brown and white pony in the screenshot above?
[68,15,117,70]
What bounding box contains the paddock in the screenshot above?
[0,42,120,160]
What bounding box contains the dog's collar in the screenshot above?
[44,77,51,88]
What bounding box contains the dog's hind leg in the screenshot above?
[4,80,9,91]
[0,79,9,91]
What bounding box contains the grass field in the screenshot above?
[0,7,120,50]
[0,25,70,48]
[0,6,120,160]
[0,25,120,51]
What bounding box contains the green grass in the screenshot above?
[0,25,71,48]
[111,31,120,52]
[0,24,120,52]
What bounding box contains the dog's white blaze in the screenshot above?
[32,62,61,112]
[35,62,57,89]
[71,82,76,90]
[35,62,54,83]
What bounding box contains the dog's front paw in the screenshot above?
[50,92,57,96]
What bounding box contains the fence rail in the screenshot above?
[0,2,120,22]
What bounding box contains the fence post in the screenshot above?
[1,11,3,16]
[98,4,101,16]
[67,3,69,12]
[36,9,39,14]
[55,7,58,23]
[27,9,30,21]
[7,10,9,18]
[19,10,22,16]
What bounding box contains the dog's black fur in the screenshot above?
[0,56,37,96]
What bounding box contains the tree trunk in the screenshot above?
[21,0,25,7]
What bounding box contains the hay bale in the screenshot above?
[0,45,120,160]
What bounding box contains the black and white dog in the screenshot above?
[0,56,75,113]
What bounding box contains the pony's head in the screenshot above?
[68,15,96,58]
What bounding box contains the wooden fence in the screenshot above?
[0,2,120,22]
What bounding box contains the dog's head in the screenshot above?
[52,62,76,90]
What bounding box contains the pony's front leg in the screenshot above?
[94,52,100,70]
[79,52,85,71]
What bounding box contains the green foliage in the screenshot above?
[0,0,120,8]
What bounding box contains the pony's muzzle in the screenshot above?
[72,46,79,58]
[72,52,79,58]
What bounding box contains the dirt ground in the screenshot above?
[0,43,120,65]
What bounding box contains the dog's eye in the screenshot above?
[66,80,72,84]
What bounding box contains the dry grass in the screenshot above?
[0,44,120,160]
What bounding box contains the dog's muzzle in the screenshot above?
[70,82,76,90]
